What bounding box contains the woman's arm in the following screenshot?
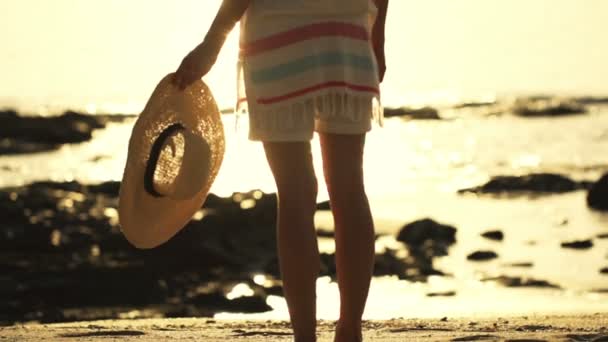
[372,0,388,82]
[173,0,250,89]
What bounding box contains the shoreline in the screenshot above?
[2,314,607,341]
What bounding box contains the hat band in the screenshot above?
[144,123,185,197]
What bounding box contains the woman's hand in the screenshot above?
[172,0,251,90]
[173,41,221,90]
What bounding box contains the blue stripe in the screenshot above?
[251,52,375,83]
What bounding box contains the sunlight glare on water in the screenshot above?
[1,1,608,112]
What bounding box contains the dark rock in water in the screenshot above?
[482,276,560,289]
[458,173,591,195]
[467,251,498,261]
[597,233,608,239]
[397,218,457,246]
[575,96,608,105]
[453,101,497,109]
[561,240,593,250]
[202,193,234,209]
[426,291,456,297]
[600,267,608,275]
[396,218,457,258]
[316,200,331,210]
[0,181,283,324]
[88,181,121,196]
[481,230,504,241]
[0,139,59,155]
[587,173,608,211]
[372,249,406,278]
[372,248,446,282]
[0,110,132,155]
[0,180,455,324]
[384,106,441,119]
[319,253,337,278]
[316,228,335,238]
[502,262,534,268]
[513,98,587,117]
[323,247,447,282]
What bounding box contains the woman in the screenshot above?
[174,1,388,341]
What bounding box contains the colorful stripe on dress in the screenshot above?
[251,51,375,83]
[240,21,369,57]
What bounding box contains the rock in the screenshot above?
[453,101,497,109]
[467,251,498,261]
[513,98,587,117]
[372,249,406,278]
[426,291,456,297]
[458,173,591,195]
[0,180,457,324]
[502,262,534,268]
[0,139,58,155]
[0,181,283,324]
[575,96,608,105]
[597,233,608,239]
[319,253,337,278]
[397,218,457,247]
[0,110,132,155]
[396,218,457,261]
[561,240,593,250]
[372,248,446,282]
[88,181,121,196]
[587,173,608,211]
[316,228,335,238]
[384,106,441,119]
[600,267,608,275]
[483,276,560,289]
[481,230,504,241]
[316,201,331,210]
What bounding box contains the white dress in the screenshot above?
[237,0,382,141]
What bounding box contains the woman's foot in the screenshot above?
[294,333,317,342]
[334,321,363,342]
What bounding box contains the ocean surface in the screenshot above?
[1,0,608,320]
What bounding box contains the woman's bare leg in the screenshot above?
[263,141,320,342]
[319,133,375,342]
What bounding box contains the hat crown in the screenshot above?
[151,127,211,200]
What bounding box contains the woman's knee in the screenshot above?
[277,173,318,209]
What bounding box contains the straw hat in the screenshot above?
[119,73,225,249]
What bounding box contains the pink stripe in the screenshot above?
[257,81,379,105]
[240,22,368,57]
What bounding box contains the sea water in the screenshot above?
[1,0,607,319]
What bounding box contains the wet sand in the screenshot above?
[2,314,607,341]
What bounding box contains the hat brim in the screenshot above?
[118,74,225,249]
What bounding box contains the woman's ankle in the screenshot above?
[293,333,317,342]
[335,320,362,342]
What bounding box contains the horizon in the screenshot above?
[1,0,607,114]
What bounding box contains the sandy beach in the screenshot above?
[2,314,607,341]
